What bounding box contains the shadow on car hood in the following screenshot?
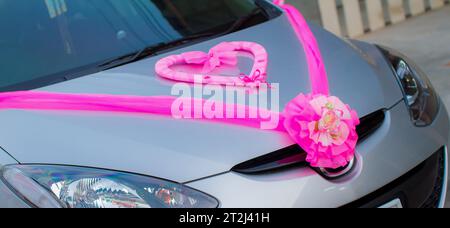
[0,15,403,183]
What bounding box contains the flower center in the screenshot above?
[325,102,334,110]
[318,110,341,133]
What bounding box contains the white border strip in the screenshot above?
[438,147,448,208]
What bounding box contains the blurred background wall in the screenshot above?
[285,0,449,37]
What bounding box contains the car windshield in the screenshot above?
[0,0,278,91]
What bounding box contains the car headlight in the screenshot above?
[378,45,439,126]
[1,165,219,208]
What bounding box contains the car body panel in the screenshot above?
[0,146,25,208]
[187,101,450,207]
[0,13,404,183]
[0,147,16,166]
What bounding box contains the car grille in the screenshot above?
[232,110,386,174]
[342,147,446,208]
[420,148,446,208]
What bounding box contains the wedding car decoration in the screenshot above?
[0,1,359,169]
[276,1,359,168]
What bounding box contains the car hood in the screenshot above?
[0,15,403,183]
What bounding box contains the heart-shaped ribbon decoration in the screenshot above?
[155,41,268,87]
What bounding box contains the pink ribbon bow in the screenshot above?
[239,70,266,84]
[181,43,238,73]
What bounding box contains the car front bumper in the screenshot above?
[186,100,450,208]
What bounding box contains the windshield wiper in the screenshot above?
[98,33,219,70]
[98,4,270,70]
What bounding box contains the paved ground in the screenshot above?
[359,6,450,208]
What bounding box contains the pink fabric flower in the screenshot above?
[283,94,360,169]
[181,42,238,73]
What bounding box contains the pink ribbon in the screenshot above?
[0,91,286,132]
[182,43,238,74]
[280,4,329,95]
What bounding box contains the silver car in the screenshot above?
[0,0,448,208]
